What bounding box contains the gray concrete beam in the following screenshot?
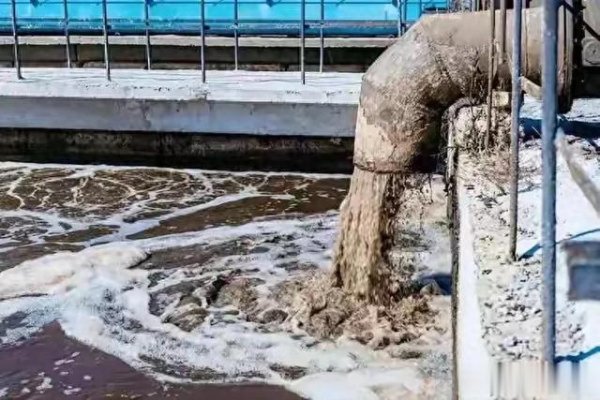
[0,36,389,70]
[0,35,395,48]
[0,68,361,137]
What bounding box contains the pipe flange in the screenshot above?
[583,37,600,67]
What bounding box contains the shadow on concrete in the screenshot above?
[556,346,600,363]
[521,117,600,141]
[520,228,600,260]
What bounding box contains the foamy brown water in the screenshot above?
[0,163,444,400]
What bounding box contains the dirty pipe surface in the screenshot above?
[331,7,560,302]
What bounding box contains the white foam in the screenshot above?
[0,162,347,251]
[0,161,349,180]
[0,163,432,399]
[35,377,53,392]
[63,387,81,396]
[0,214,429,398]
[54,358,75,366]
[287,367,423,400]
[0,244,147,300]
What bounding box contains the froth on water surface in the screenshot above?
[0,162,449,400]
[0,163,348,268]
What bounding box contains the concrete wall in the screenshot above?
[0,69,360,136]
[0,129,354,172]
[0,36,392,71]
[0,68,360,171]
[0,96,357,137]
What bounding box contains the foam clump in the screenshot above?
[0,244,148,300]
[289,367,424,400]
[285,273,433,350]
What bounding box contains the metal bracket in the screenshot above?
[565,241,600,301]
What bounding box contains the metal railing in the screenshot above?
[505,0,594,375]
[1,0,450,82]
[500,0,556,368]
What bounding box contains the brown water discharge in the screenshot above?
[331,169,406,304]
[331,6,558,303]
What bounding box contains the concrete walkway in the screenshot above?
[0,68,361,136]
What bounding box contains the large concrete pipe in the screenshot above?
[354,7,572,173]
[332,7,574,303]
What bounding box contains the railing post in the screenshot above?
[10,0,22,79]
[484,0,496,149]
[499,0,507,64]
[144,0,152,70]
[319,0,324,72]
[234,0,239,70]
[300,0,305,84]
[402,0,407,34]
[509,0,523,261]
[397,0,402,37]
[200,0,206,83]
[63,0,72,68]
[102,0,111,80]
[542,0,558,374]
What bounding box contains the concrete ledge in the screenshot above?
[0,68,361,137]
[0,35,395,48]
[0,36,392,70]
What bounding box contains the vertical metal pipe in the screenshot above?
[418,0,422,17]
[499,0,507,64]
[509,0,523,261]
[200,0,206,83]
[397,0,402,36]
[300,0,305,84]
[63,0,72,68]
[542,0,558,369]
[101,0,111,81]
[144,0,152,70]
[484,0,495,149]
[10,0,21,79]
[402,0,407,33]
[234,0,239,70]
[319,0,324,72]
